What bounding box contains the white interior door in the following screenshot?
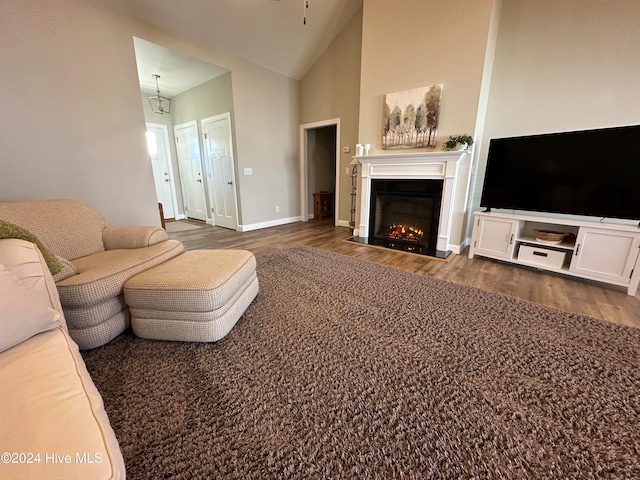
[146,123,178,220]
[174,121,207,222]
[201,113,238,230]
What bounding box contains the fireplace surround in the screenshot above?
[354,151,471,256]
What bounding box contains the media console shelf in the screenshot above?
[469,211,640,296]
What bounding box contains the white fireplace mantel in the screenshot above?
[355,150,471,254]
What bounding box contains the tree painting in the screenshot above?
[382,84,443,149]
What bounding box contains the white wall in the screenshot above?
[0,0,300,228]
[470,0,640,215]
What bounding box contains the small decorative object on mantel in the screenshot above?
[441,134,474,151]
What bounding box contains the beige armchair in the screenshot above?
[0,199,184,349]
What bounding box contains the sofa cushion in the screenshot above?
[0,199,106,260]
[56,239,184,308]
[0,328,125,480]
[0,263,61,352]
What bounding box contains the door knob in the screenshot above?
[197,179,202,183]
[227,181,233,185]
[165,179,170,182]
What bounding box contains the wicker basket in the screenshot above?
[534,229,567,243]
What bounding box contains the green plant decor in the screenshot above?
[442,134,474,151]
[0,219,62,275]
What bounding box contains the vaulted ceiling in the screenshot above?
[100,0,363,82]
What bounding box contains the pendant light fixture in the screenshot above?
[148,74,171,115]
[303,0,309,25]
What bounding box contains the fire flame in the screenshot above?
[385,224,424,242]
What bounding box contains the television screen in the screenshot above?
[480,125,640,220]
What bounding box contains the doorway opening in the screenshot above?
[300,119,340,225]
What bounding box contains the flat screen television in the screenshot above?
[480,125,640,221]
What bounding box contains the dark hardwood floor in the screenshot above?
[166,219,640,328]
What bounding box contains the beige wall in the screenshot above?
[171,73,234,127]
[0,0,158,225]
[0,0,300,228]
[358,0,496,155]
[300,8,363,224]
[231,66,299,227]
[470,0,640,216]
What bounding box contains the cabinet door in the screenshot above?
[570,227,640,283]
[471,216,518,260]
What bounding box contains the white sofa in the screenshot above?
[0,238,125,480]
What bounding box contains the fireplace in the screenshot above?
[368,179,443,256]
[353,151,471,257]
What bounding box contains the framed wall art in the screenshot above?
[382,84,443,149]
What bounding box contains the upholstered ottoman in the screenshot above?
[123,250,258,342]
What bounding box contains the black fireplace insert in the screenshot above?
[363,179,447,257]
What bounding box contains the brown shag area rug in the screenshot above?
[82,246,640,480]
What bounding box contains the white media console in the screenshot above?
[469,211,640,296]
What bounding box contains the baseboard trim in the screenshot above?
[238,216,303,232]
[238,216,351,232]
[449,238,470,255]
